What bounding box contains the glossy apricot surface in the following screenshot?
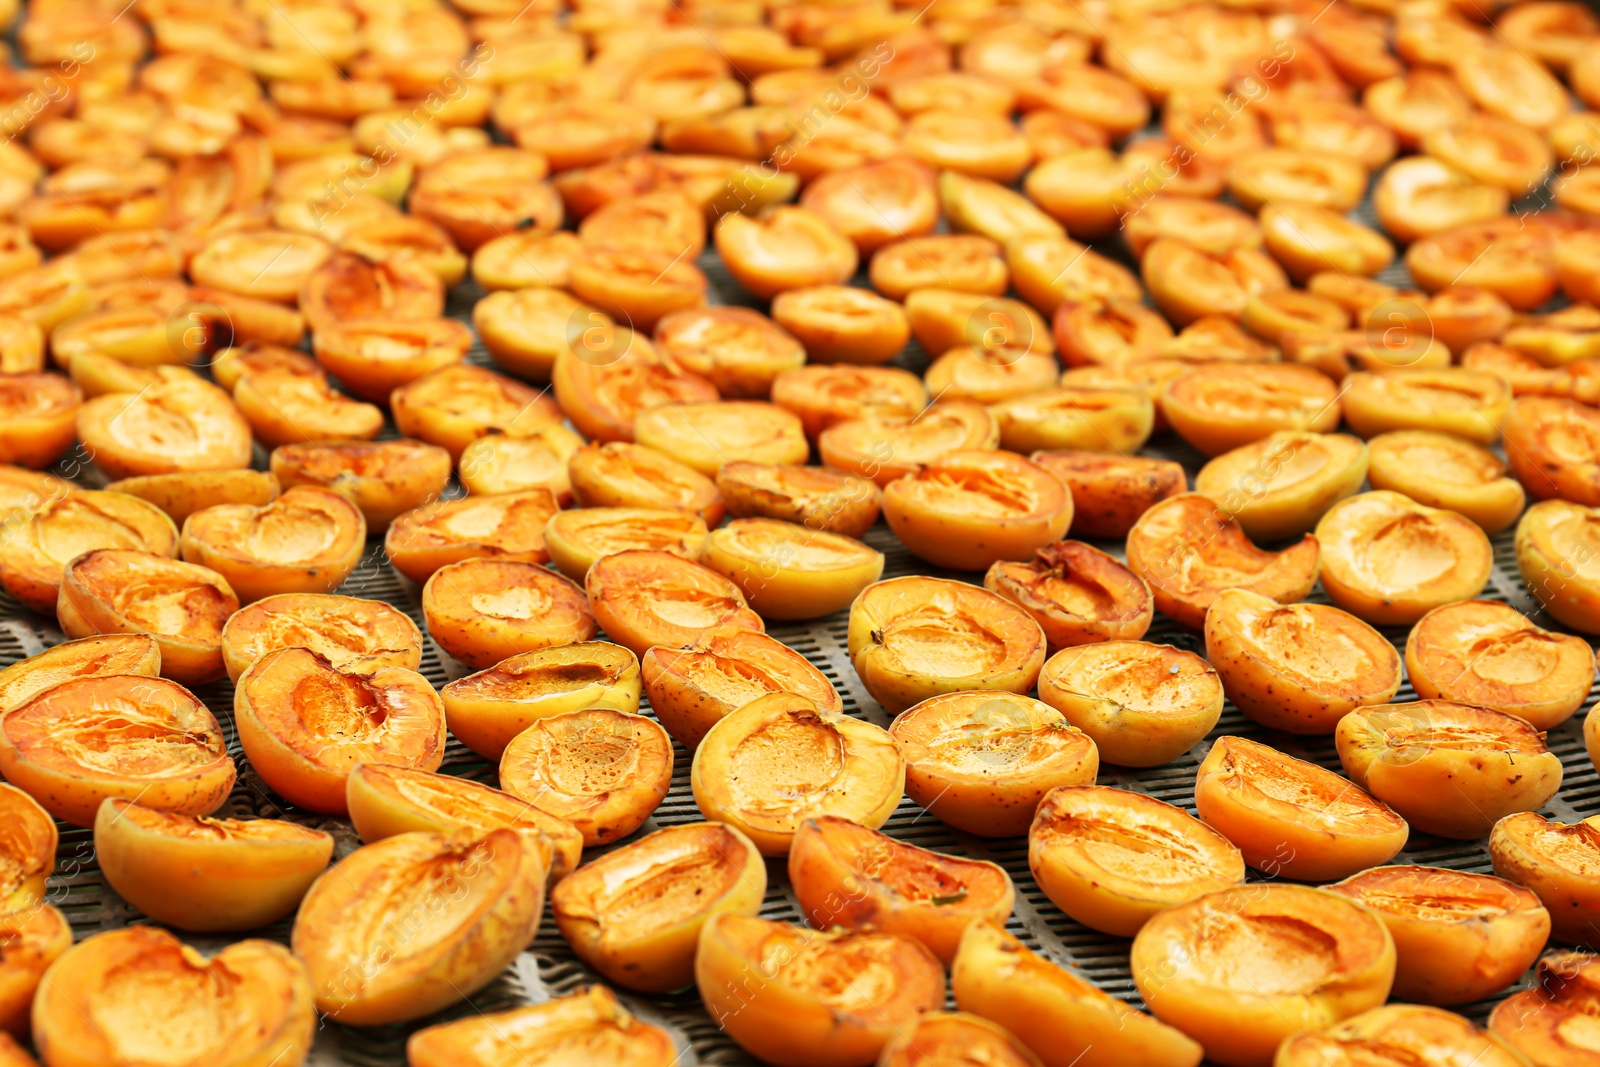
[408,985,678,1067]
[180,485,366,605]
[1490,950,1600,1064]
[1194,432,1368,543]
[1037,640,1220,768]
[219,593,421,685]
[1160,363,1341,457]
[985,541,1152,654]
[586,549,762,656]
[1029,451,1186,538]
[424,558,597,668]
[385,490,559,586]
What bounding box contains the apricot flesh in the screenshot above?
[1037,641,1221,768]
[884,449,1072,572]
[220,593,423,684]
[0,633,159,712]
[407,985,679,1067]
[1279,1005,1528,1067]
[984,541,1153,653]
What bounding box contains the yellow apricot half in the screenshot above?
[878,1013,1044,1067]
[1365,430,1525,534]
[1030,786,1244,938]
[1037,641,1222,768]
[1132,884,1396,1067]
[890,691,1097,837]
[790,815,1015,964]
[0,634,159,713]
[1204,588,1402,735]
[1278,1005,1528,1067]
[1492,813,1600,947]
[407,985,679,1067]
[292,828,546,1026]
[1160,363,1341,457]
[692,692,904,857]
[424,558,597,668]
[955,919,1203,1067]
[984,541,1153,654]
[1490,951,1600,1065]
[1517,499,1600,634]
[441,642,642,761]
[94,798,333,933]
[544,507,710,582]
[32,927,312,1067]
[1328,865,1550,1006]
[1195,736,1409,882]
[1339,701,1563,840]
[702,517,884,619]
[219,593,422,684]
[1194,431,1368,542]
[696,914,945,1067]
[1315,490,1492,626]
[552,822,765,993]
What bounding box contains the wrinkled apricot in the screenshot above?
[568,441,725,525]
[233,369,385,449]
[270,439,449,533]
[75,377,251,480]
[385,490,559,586]
[989,386,1154,455]
[1195,735,1409,882]
[181,485,366,604]
[220,593,422,685]
[423,558,596,668]
[1366,430,1526,534]
[716,461,882,538]
[0,674,233,827]
[1315,490,1493,626]
[1029,451,1186,539]
[984,541,1151,653]
[458,425,583,503]
[1032,785,1245,939]
[1329,865,1550,1006]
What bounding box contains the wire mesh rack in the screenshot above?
[14,202,1597,1067]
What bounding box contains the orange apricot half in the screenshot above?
[818,402,1000,488]
[696,914,945,1067]
[270,439,450,533]
[219,593,422,684]
[180,485,366,604]
[423,558,597,668]
[0,373,79,471]
[1492,813,1600,947]
[0,675,233,827]
[716,461,883,538]
[586,549,762,657]
[56,549,238,686]
[0,902,69,1039]
[236,647,446,815]
[790,815,1015,964]
[500,708,673,847]
[407,985,679,1067]
[1204,588,1402,735]
[885,449,1072,571]
[1279,1004,1527,1067]
[702,518,884,620]
[1028,451,1187,539]
[848,576,1047,714]
[773,365,927,440]
[633,400,809,479]
[0,634,159,713]
[1314,491,1493,626]
[890,691,1097,837]
[343,764,582,883]
[0,784,53,914]
[984,540,1153,653]
[692,692,904,857]
[1504,396,1600,505]
[1490,950,1600,1064]
[1125,493,1320,631]
[0,489,178,615]
[292,828,546,1026]
[104,470,281,527]
[567,441,725,525]
[642,626,839,751]
[1037,641,1221,768]
[1365,430,1526,535]
[956,919,1203,1067]
[1338,700,1563,840]
[94,798,334,933]
[1030,785,1244,937]
[1131,884,1396,1067]
[1194,431,1368,543]
[1195,735,1409,882]
[385,490,559,585]
[389,363,563,462]
[878,1013,1044,1067]
[32,927,312,1067]
[1159,363,1341,457]
[553,822,766,993]
[76,377,252,480]
[1329,865,1550,1006]
[1407,600,1594,730]
[544,506,709,582]
[1517,499,1600,634]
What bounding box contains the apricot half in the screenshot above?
[236,648,445,815]
[1279,1005,1528,1067]
[642,627,839,751]
[1125,494,1321,631]
[32,927,312,1067]
[1329,864,1550,1005]
[180,485,366,604]
[1194,431,1368,542]
[441,642,641,761]
[692,692,903,857]
[1338,700,1563,840]
[1029,451,1186,538]
[884,449,1071,572]
[1195,736,1409,881]
[567,441,725,525]
[696,914,944,1067]
[423,558,597,668]
[774,365,927,439]
[0,675,233,827]
[1037,641,1221,768]
[1160,363,1341,457]
[1490,950,1600,1064]
[0,784,53,914]
[1132,884,1396,1067]
[586,549,762,657]
[544,507,709,582]
[219,593,422,684]
[1365,430,1526,534]
[1492,812,1600,947]
[0,489,178,615]
[716,462,882,538]
[0,373,79,471]
[790,815,1013,964]
[984,541,1152,653]
[76,377,252,480]
[1518,499,1600,634]
[553,822,765,992]
[104,470,281,527]
[385,490,559,585]
[1407,600,1593,729]
[1504,396,1600,505]
[878,1013,1044,1067]
[94,798,333,933]
[343,764,583,883]
[270,439,450,532]
[0,634,159,713]
[702,518,884,619]
[1204,588,1402,735]
[1315,491,1493,626]
[292,828,546,1026]
[1030,785,1244,937]
[634,400,809,478]
[848,576,1046,714]
[955,919,1203,1067]
[56,549,237,686]
[407,985,678,1067]
[818,402,1000,488]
